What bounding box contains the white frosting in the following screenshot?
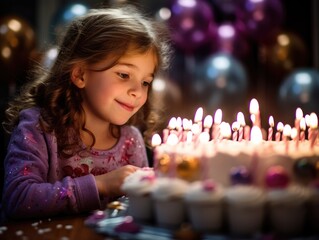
[184,180,224,203]
[151,177,189,201]
[225,185,266,206]
[154,139,319,188]
[267,184,312,205]
[121,168,156,195]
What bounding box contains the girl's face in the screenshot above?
[79,49,157,126]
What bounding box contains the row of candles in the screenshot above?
[152,98,319,151]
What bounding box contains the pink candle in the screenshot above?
[275,122,284,141]
[232,121,239,141]
[299,118,306,141]
[309,112,318,149]
[203,115,213,135]
[237,112,245,142]
[294,108,303,149]
[268,116,274,141]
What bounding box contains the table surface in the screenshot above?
[0,214,108,240]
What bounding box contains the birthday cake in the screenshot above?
[121,99,319,237]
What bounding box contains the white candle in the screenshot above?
[283,124,292,153]
[213,109,222,140]
[220,122,231,140]
[249,98,260,128]
[194,107,203,132]
[275,122,284,141]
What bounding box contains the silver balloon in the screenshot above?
[194,52,248,111]
[279,68,319,114]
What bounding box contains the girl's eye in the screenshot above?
[142,81,151,87]
[118,72,129,79]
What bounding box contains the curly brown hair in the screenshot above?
[2,5,172,158]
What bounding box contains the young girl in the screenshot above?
[1,5,171,221]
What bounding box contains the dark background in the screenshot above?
[0,0,317,197]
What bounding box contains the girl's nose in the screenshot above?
[128,81,143,98]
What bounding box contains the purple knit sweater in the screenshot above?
[1,108,148,221]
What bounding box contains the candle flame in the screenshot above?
[250,126,262,144]
[300,118,306,131]
[203,115,213,128]
[305,114,310,126]
[186,131,193,143]
[309,112,318,129]
[268,116,274,127]
[232,121,240,131]
[277,122,284,132]
[283,124,292,137]
[194,107,203,122]
[291,127,298,139]
[295,108,303,120]
[249,98,259,114]
[176,117,182,129]
[220,122,231,138]
[191,123,201,135]
[151,133,162,147]
[237,112,245,126]
[182,118,192,131]
[167,133,179,146]
[214,109,222,124]
[168,117,177,129]
[199,131,210,143]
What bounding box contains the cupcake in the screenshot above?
[184,179,224,233]
[121,168,156,222]
[225,166,266,237]
[151,177,189,228]
[265,165,310,236]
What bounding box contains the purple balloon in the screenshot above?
[236,0,284,43]
[168,0,216,53]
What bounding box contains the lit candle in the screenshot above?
[275,122,284,141]
[250,126,263,144]
[291,127,298,142]
[213,109,222,140]
[182,118,192,142]
[203,114,213,134]
[237,112,245,141]
[300,117,306,141]
[232,121,240,141]
[309,112,318,149]
[194,107,203,132]
[268,116,274,141]
[283,124,292,153]
[220,122,231,140]
[250,126,263,182]
[249,98,261,128]
[295,108,303,149]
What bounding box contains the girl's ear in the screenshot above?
[71,66,85,88]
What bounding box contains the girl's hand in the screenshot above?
[94,165,139,198]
